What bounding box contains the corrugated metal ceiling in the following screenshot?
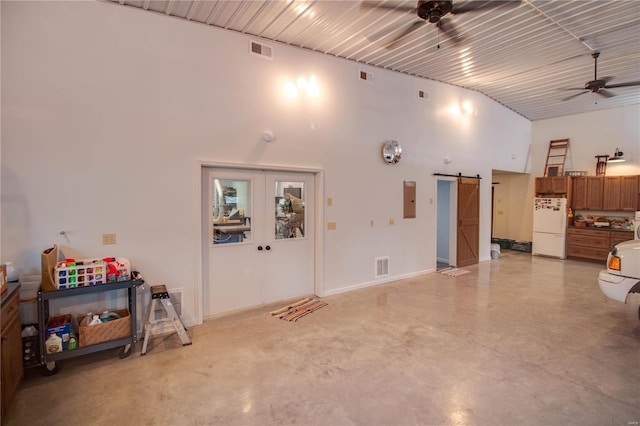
[107,0,640,121]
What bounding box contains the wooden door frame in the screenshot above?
[194,161,324,324]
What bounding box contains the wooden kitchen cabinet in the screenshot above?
[536,176,570,195]
[572,176,587,210]
[603,176,621,211]
[1,284,23,420]
[567,228,611,262]
[610,230,634,247]
[567,228,634,263]
[586,176,604,210]
[620,175,639,211]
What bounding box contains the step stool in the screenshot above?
[141,285,192,355]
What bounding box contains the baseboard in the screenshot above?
[323,269,434,297]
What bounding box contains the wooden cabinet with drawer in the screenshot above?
[1,283,23,420]
[567,228,611,262]
[610,230,634,248]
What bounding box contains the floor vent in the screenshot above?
[153,288,183,321]
[359,69,374,83]
[375,256,389,277]
[418,90,429,100]
[250,41,273,59]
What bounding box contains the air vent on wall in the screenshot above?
[250,41,273,59]
[359,70,374,83]
[375,256,389,277]
[418,90,429,100]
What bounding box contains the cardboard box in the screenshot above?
[41,245,58,292]
[46,314,75,352]
[78,309,131,347]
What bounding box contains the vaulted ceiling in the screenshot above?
[107,0,640,121]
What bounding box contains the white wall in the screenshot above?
[530,105,640,178]
[1,1,531,322]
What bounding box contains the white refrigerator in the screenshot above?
[532,197,568,259]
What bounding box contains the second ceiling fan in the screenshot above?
[363,0,522,49]
[561,51,640,101]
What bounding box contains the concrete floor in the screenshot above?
[5,251,640,425]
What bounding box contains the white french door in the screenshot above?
[206,168,315,316]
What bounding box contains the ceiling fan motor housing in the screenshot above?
[586,80,607,92]
[418,0,453,23]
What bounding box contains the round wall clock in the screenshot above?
[382,140,402,164]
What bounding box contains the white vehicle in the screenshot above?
[598,240,640,319]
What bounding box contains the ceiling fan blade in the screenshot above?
[451,0,521,15]
[360,1,416,13]
[437,19,464,44]
[605,80,640,89]
[597,89,615,98]
[385,20,426,49]
[561,91,588,102]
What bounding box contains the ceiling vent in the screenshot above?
[375,256,389,278]
[359,70,374,83]
[250,41,273,60]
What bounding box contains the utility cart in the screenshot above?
[37,278,144,375]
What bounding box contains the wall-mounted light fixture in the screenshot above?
[447,100,477,117]
[607,148,625,163]
[283,74,320,99]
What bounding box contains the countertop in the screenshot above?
[568,225,634,232]
[1,282,21,306]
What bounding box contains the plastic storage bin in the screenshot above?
[510,241,532,253]
[54,259,106,289]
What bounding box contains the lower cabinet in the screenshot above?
[610,230,634,247]
[567,228,634,263]
[1,285,23,420]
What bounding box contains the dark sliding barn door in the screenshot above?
[457,178,479,267]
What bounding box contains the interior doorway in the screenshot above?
[436,179,457,270]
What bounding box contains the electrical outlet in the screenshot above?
[102,233,116,245]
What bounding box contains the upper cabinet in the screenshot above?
[572,176,587,210]
[620,175,640,211]
[603,176,621,210]
[535,176,571,196]
[586,176,604,210]
[572,175,639,211]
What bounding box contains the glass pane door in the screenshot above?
[212,178,252,245]
[274,181,306,239]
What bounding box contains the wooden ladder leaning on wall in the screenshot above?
[544,139,569,177]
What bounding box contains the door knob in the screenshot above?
[257,246,263,251]
[265,245,271,251]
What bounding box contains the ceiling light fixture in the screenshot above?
[608,148,625,163]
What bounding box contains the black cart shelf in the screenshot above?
[37,279,144,373]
